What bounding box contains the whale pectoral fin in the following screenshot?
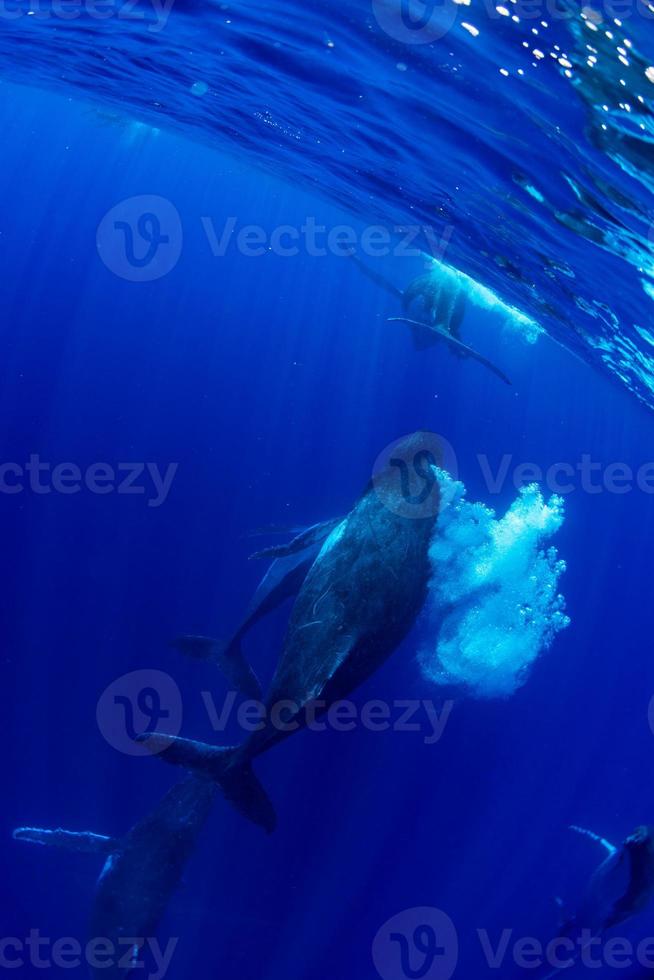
[569,825,618,857]
[388,317,512,385]
[389,314,439,350]
[172,634,262,701]
[249,544,296,560]
[138,735,276,834]
[13,827,115,855]
[249,518,341,561]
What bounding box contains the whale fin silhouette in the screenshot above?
[171,634,262,701]
[248,518,342,561]
[138,734,276,834]
[13,827,116,854]
[388,317,512,386]
[569,824,618,857]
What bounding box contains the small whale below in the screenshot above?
[564,824,654,934]
[14,774,216,979]
[142,432,442,833]
[537,824,654,979]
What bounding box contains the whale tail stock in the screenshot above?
[138,734,276,834]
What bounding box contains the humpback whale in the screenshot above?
[538,825,654,979]
[349,253,511,383]
[401,270,467,346]
[563,825,654,932]
[142,432,441,833]
[14,774,215,978]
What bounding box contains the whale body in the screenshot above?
[143,432,441,832]
[14,774,215,978]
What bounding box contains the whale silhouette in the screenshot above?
[14,774,215,979]
[141,432,442,833]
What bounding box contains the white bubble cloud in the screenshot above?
[420,470,570,698]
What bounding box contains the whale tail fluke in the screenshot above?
[171,634,262,701]
[139,734,276,834]
[13,827,116,854]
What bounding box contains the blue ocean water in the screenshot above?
[2,2,654,978]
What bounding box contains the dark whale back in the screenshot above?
[277,480,435,699]
[243,434,440,758]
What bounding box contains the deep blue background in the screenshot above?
[2,82,654,979]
